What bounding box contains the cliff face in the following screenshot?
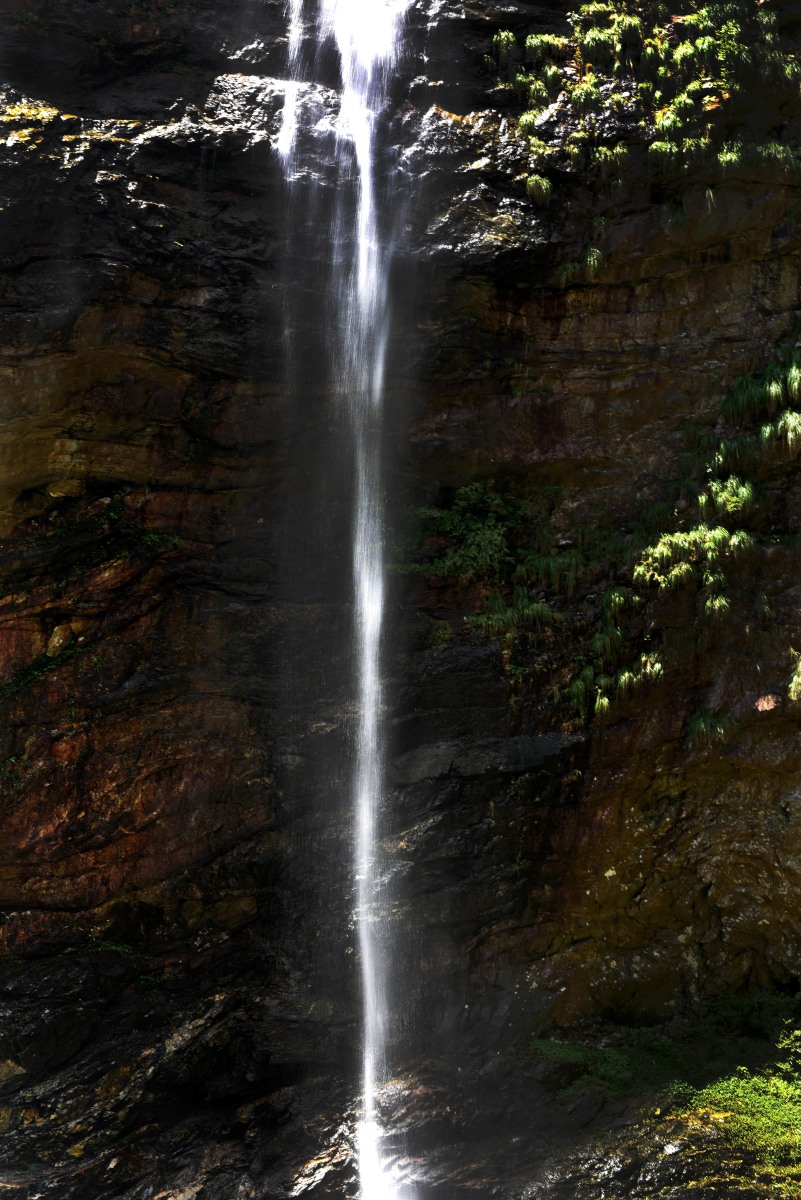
[0,5,306,1195]
[400,10,801,1030]
[1,0,801,1195]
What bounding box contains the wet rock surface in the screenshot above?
[0,0,800,1195]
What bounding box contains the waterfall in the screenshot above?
[279,1,412,1195]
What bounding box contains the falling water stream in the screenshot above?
[279,1,412,1195]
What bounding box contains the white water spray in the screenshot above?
[277,0,304,160]
[279,1,412,1195]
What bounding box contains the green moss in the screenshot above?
[532,996,801,1174]
[691,1070,801,1167]
[0,644,87,702]
[141,531,185,550]
[531,1037,592,1068]
[532,1026,693,1099]
[428,620,453,653]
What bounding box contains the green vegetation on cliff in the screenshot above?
[406,328,801,729]
[494,0,801,207]
[531,998,801,1187]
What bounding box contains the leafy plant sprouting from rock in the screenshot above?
[589,339,801,726]
[493,0,801,214]
[401,481,562,643]
[407,331,801,732]
[404,480,526,587]
[789,650,801,704]
[403,480,665,723]
[525,173,552,204]
[686,710,736,746]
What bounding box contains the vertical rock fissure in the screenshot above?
[279,1,412,1194]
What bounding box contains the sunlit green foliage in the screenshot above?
[680,1026,801,1174]
[583,245,605,276]
[515,73,550,108]
[633,340,801,655]
[518,110,545,135]
[594,143,628,177]
[496,0,801,196]
[697,475,753,517]
[579,25,616,68]
[721,365,793,420]
[788,651,801,704]
[524,33,570,65]
[633,525,752,591]
[762,410,801,454]
[527,136,554,167]
[570,72,602,113]
[533,1007,801,1180]
[553,245,606,285]
[704,593,730,621]
[526,172,553,203]
[492,29,517,66]
[689,1069,801,1169]
[568,663,597,718]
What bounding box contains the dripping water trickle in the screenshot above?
[279,1,413,1195]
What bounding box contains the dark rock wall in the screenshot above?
[0,0,800,1195]
[396,0,801,1036]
